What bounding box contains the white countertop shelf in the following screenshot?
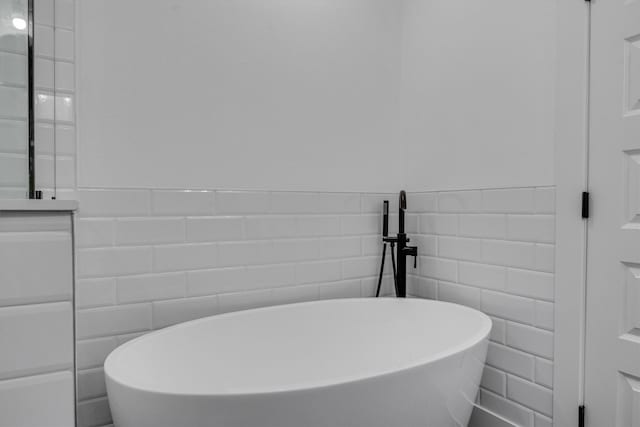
[0,199,78,212]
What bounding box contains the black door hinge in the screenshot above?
[582,192,590,219]
[579,405,585,427]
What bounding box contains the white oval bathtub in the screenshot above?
[105,298,491,427]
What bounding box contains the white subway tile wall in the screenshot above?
[408,187,555,427]
[0,212,75,426]
[75,188,397,426]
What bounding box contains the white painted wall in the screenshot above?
[400,0,557,192]
[77,0,403,192]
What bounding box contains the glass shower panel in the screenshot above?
[0,0,29,198]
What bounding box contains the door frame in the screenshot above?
[554,0,591,425]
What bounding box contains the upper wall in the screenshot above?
[400,0,556,192]
[76,0,403,193]
[76,0,556,194]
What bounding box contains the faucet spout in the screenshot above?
[399,190,407,234]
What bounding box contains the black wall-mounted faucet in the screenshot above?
[396,190,417,297]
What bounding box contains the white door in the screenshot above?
[585,0,640,425]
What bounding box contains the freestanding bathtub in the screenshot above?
[105,298,491,427]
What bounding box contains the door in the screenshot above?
[585,0,640,425]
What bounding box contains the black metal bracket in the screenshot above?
[582,192,590,219]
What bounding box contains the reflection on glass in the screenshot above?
[0,0,29,198]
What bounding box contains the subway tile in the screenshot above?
[315,193,361,214]
[116,218,185,245]
[76,219,114,248]
[35,57,53,89]
[153,243,217,272]
[35,25,54,57]
[55,61,75,92]
[412,235,437,256]
[151,190,214,216]
[458,262,506,291]
[217,241,272,266]
[295,260,342,284]
[482,188,535,213]
[408,276,437,299]
[0,302,73,379]
[419,256,457,282]
[116,272,187,304]
[77,368,106,401]
[269,192,319,214]
[297,215,341,237]
[506,322,554,359]
[218,289,275,314]
[482,240,536,270]
[438,281,481,309]
[271,239,322,263]
[320,237,361,259]
[438,236,482,262]
[77,304,151,339]
[54,0,75,29]
[187,267,247,296]
[419,214,458,235]
[245,264,296,288]
[54,28,74,61]
[216,191,270,214]
[535,301,554,331]
[187,216,243,242]
[407,193,438,213]
[535,358,553,389]
[534,244,555,273]
[76,337,119,370]
[76,397,112,427]
[486,342,535,380]
[535,413,553,427]
[362,276,394,298]
[459,214,507,239]
[58,128,76,158]
[34,0,54,25]
[507,375,553,417]
[54,94,74,122]
[152,295,218,328]
[76,278,116,309]
[481,290,535,325]
[534,188,555,214]
[244,216,297,239]
[342,256,379,280]
[506,269,554,301]
[318,280,361,299]
[272,284,319,305]
[77,189,150,217]
[481,365,507,396]
[480,389,534,427]
[438,191,482,213]
[78,247,152,278]
[340,214,380,235]
[489,317,506,344]
[0,52,27,86]
[507,215,555,243]
[0,372,74,427]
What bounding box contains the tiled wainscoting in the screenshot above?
[407,187,555,427]
[74,188,398,427]
[0,212,75,426]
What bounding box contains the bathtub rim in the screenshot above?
[104,298,492,398]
